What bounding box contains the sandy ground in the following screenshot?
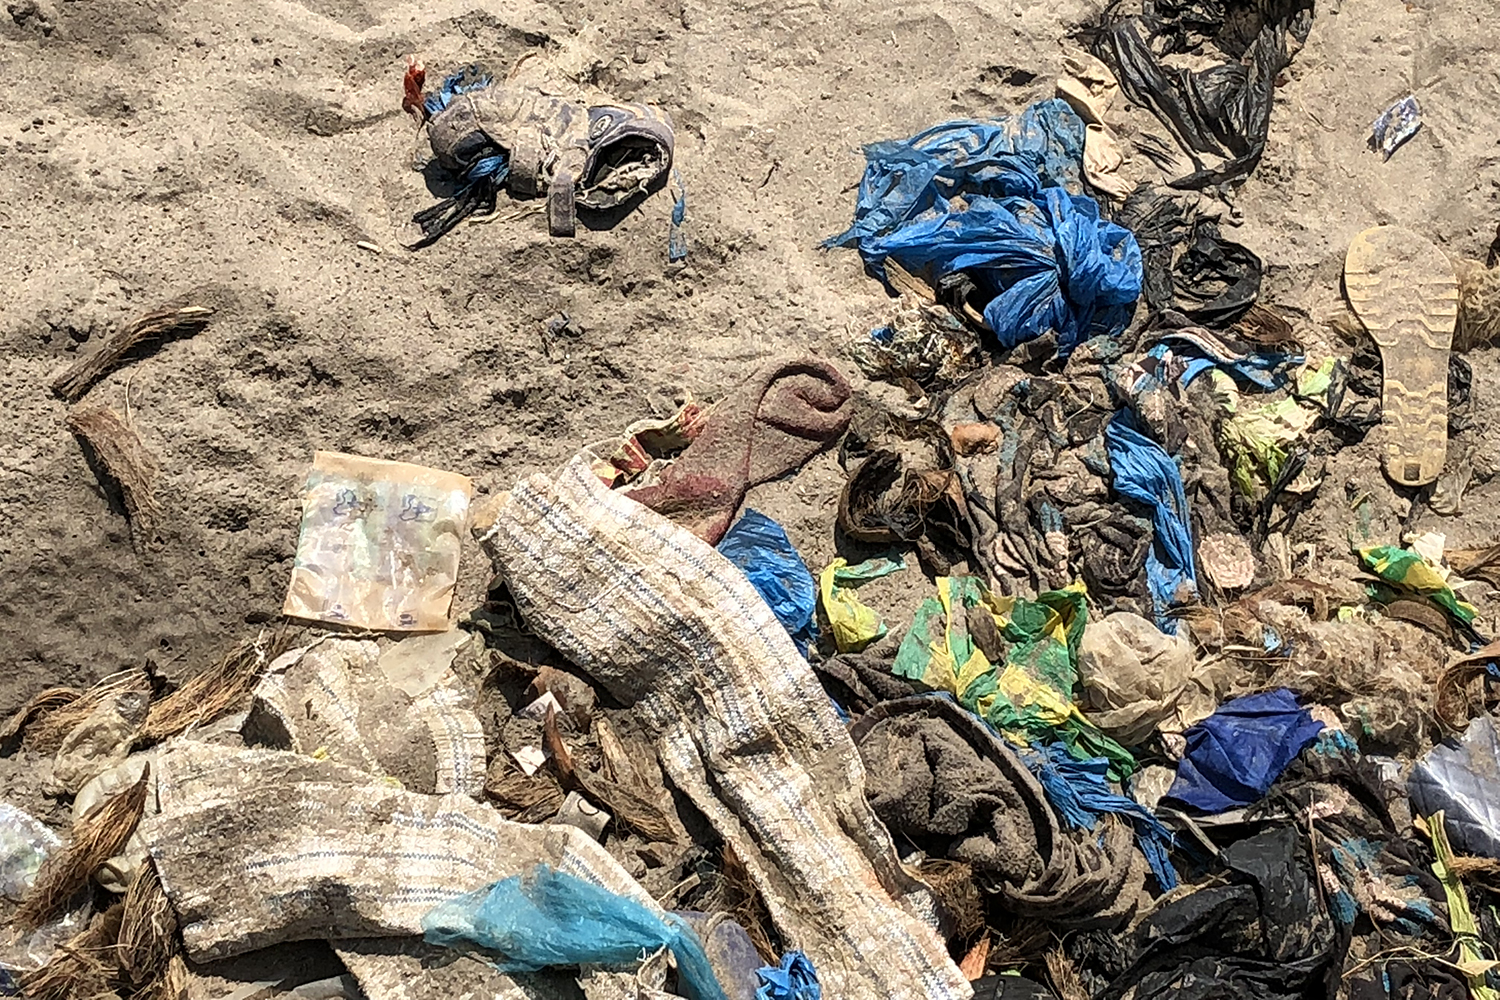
[0,0,1497,768]
[1,0,1499,993]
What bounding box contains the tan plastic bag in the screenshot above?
[283,452,470,631]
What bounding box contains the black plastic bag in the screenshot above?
[1091,0,1315,189]
[1117,186,1263,324]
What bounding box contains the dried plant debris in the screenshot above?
[135,630,299,748]
[67,406,161,541]
[18,763,151,930]
[51,304,214,403]
[21,860,187,1000]
[7,671,149,756]
[0,686,83,749]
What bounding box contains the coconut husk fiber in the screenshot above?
[51,304,213,403]
[20,859,187,1000]
[67,406,161,541]
[135,630,299,749]
[0,686,83,751]
[17,763,151,930]
[9,671,148,756]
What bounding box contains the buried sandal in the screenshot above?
[404,60,675,246]
[1343,226,1459,487]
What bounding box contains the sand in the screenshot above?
[1,0,1497,704]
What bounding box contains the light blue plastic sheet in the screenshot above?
[423,865,729,1000]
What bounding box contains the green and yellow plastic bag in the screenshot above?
[818,557,905,652]
[892,577,1134,777]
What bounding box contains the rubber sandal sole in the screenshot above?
[1344,225,1458,487]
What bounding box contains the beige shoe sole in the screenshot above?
[1344,226,1458,487]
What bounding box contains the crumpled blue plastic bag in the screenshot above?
[718,509,818,656]
[1165,689,1324,813]
[826,100,1142,357]
[1103,410,1198,633]
[423,865,728,1000]
[756,951,821,1000]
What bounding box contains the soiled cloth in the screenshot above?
[487,457,969,1000]
[852,695,1144,928]
[141,744,654,963]
[248,638,487,797]
[626,357,851,545]
[1077,612,1222,745]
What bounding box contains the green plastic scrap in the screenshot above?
[891,577,1135,778]
[1219,396,1319,498]
[1295,356,1337,401]
[1359,545,1477,625]
[818,556,905,652]
[1422,812,1500,1000]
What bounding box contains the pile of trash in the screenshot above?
[8,2,1500,999]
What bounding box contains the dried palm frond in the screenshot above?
[484,768,566,824]
[542,709,676,842]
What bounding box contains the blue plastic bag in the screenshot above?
[1103,410,1197,633]
[826,100,1142,358]
[756,951,822,1000]
[1165,689,1324,813]
[423,865,729,1000]
[717,510,818,656]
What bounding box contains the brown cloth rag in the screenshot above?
[852,695,1145,928]
[627,356,852,543]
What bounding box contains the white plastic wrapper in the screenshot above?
[284,451,471,631]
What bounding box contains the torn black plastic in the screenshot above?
[1091,0,1314,189]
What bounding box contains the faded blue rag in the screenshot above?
[1165,689,1324,813]
[826,99,1142,357]
[1025,742,1179,890]
[1103,410,1197,633]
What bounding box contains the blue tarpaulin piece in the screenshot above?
[1025,742,1178,890]
[1103,410,1197,633]
[423,866,728,1000]
[718,509,818,656]
[756,951,821,1000]
[1165,689,1324,813]
[826,100,1142,358]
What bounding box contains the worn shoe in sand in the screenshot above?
[1343,226,1459,487]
